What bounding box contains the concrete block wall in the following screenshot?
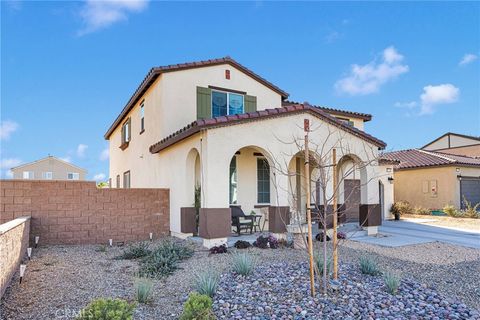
[0,180,170,245]
[0,216,30,298]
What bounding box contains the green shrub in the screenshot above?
[116,242,151,260]
[413,206,431,215]
[96,245,107,253]
[194,270,219,297]
[180,293,215,320]
[314,254,332,276]
[134,277,153,304]
[76,298,136,320]
[359,256,380,276]
[443,204,464,218]
[462,196,480,218]
[383,271,400,294]
[231,252,256,276]
[391,201,412,215]
[139,240,194,278]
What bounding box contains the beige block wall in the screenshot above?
[0,216,30,298]
[394,166,458,209]
[12,158,86,180]
[434,145,480,157]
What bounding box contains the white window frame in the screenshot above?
[211,90,244,116]
[43,172,53,180]
[67,172,80,180]
[23,171,34,179]
[140,102,145,132]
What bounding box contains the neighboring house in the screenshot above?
[421,132,480,158]
[104,57,393,246]
[10,156,87,181]
[382,149,480,210]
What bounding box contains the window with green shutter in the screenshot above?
[196,86,212,119]
[244,95,257,113]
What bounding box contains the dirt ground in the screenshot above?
[402,214,480,232]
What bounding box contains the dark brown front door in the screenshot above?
[344,179,361,222]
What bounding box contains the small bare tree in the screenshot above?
[266,119,388,295]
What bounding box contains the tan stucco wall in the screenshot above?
[434,145,480,157]
[423,134,479,151]
[11,157,86,180]
[394,166,458,209]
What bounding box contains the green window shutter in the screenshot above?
[244,95,257,113]
[196,86,212,120]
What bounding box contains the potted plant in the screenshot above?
[390,203,401,221]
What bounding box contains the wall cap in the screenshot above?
[0,216,31,235]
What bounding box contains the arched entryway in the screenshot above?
[337,154,368,223]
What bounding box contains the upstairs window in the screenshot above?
[67,172,79,180]
[23,171,34,179]
[336,117,354,127]
[212,90,244,117]
[43,172,53,180]
[140,102,145,133]
[121,118,131,149]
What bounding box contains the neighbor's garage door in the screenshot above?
[460,178,480,209]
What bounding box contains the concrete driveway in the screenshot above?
[346,220,480,249]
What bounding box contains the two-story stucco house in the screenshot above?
[104,57,394,247]
[11,156,87,181]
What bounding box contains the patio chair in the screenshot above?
[230,205,255,236]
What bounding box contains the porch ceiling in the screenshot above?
[149,103,387,154]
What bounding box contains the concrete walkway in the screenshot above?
[347,220,480,249]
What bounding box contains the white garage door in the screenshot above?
[460,178,480,209]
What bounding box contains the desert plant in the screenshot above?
[139,240,194,278]
[384,271,400,294]
[116,242,151,260]
[180,292,215,320]
[194,270,219,297]
[337,231,347,239]
[233,240,251,249]
[134,277,153,304]
[76,298,136,320]
[443,204,464,218]
[231,252,256,276]
[462,196,480,218]
[253,234,278,249]
[359,256,380,276]
[209,244,228,254]
[391,201,412,216]
[413,206,431,215]
[314,254,332,276]
[96,245,107,252]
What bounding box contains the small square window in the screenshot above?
[67,172,79,180]
[43,172,53,180]
[23,171,34,179]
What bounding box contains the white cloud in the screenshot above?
[76,144,88,157]
[394,101,417,109]
[459,53,478,66]
[420,84,460,115]
[0,158,22,169]
[78,0,149,36]
[93,173,106,181]
[5,170,14,178]
[0,120,19,140]
[325,31,342,43]
[100,147,109,161]
[335,46,409,95]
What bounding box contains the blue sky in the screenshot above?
[1,1,479,180]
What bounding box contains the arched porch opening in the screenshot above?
[337,154,368,223]
[287,151,321,224]
[185,148,201,207]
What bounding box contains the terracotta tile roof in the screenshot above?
[149,103,387,154]
[283,100,372,122]
[104,57,289,139]
[381,149,480,170]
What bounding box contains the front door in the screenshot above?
[344,179,361,222]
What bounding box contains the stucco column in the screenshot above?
[360,164,381,235]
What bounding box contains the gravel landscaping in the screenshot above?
[214,261,479,319]
[1,237,479,319]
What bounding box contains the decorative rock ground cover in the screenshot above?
[213,261,480,320]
